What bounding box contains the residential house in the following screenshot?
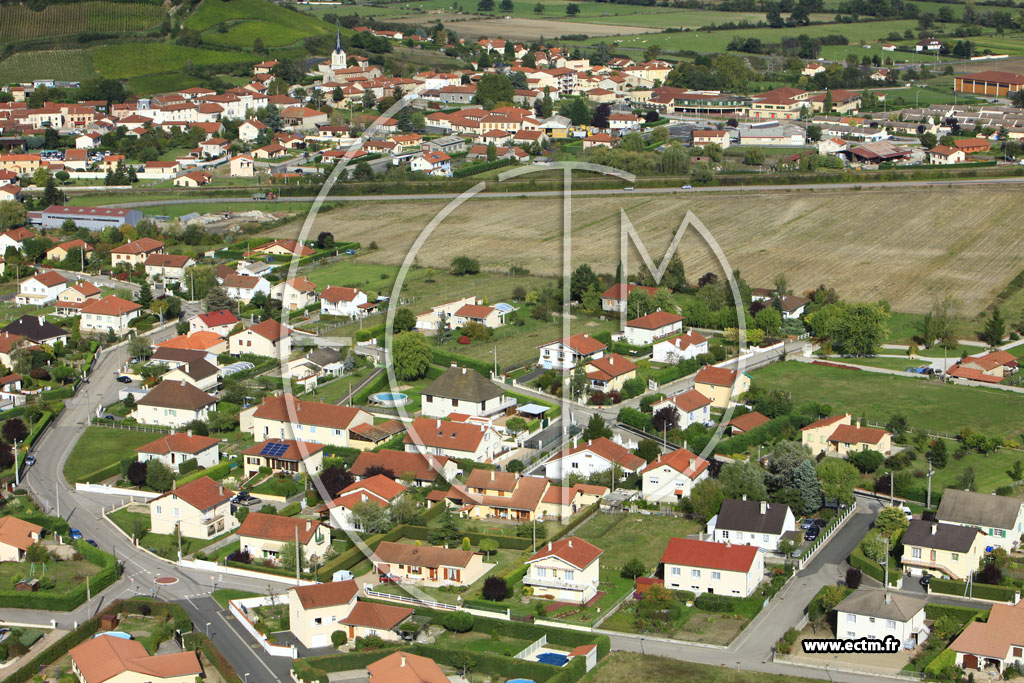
[229,154,255,177]
[144,253,194,283]
[79,295,143,335]
[708,498,797,552]
[524,537,603,605]
[693,366,751,408]
[403,417,504,463]
[156,332,226,357]
[220,273,270,303]
[110,238,164,267]
[1,315,69,347]
[727,411,770,435]
[600,284,658,313]
[136,432,221,473]
[287,580,413,648]
[452,302,505,329]
[350,449,457,487]
[0,516,42,561]
[227,318,292,358]
[801,414,852,454]
[415,296,478,331]
[189,309,239,337]
[372,541,487,586]
[238,512,330,565]
[641,448,710,504]
[69,635,202,683]
[693,129,731,148]
[936,489,1024,551]
[661,537,764,597]
[650,389,712,429]
[16,270,67,305]
[585,353,638,393]
[271,276,319,311]
[959,350,1018,378]
[240,393,374,449]
[320,286,369,317]
[159,355,220,392]
[543,437,645,480]
[537,483,607,520]
[55,281,101,314]
[624,311,685,346]
[241,438,324,478]
[652,331,708,364]
[247,239,315,258]
[929,145,966,164]
[835,589,928,647]
[132,380,217,428]
[0,227,35,254]
[0,332,24,370]
[951,599,1024,674]
[536,333,607,371]
[410,151,452,177]
[328,475,407,531]
[827,422,893,456]
[901,520,988,580]
[149,476,235,539]
[434,470,551,522]
[173,171,212,188]
[366,652,448,683]
[421,365,512,419]
[46,239,93,263]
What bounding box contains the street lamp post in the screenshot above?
[205,622,211,637]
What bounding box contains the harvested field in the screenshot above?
[404,15,659,40]
[273,186,1024,315]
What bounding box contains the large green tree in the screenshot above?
[719,459,767,501]
[815,458,859,506]
[806,302,889,356]
[689,478,724,522]
[474,73,514,108]
[393,332,431,381]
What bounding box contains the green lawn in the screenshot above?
[108,508,235,560]
[0,559,100,592]
[576,513,700,575]
[300,367,376,404]
[916,344,985,359]
[435,631,535,657]
[250,474,304,498]
[752,362,1024,438]
[64,427,163,484]
[584,652,827,683]
[212,589,260,609]
[830,357,926,371]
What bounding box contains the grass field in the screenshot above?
[0,559,100,592]
[575,512,700,574]
[837,357,927,371]
[92,42,252,79]
[64,427,162,484]
[0,1,165,44]
[583,652,828,682]
[128,72,206,96]
[0,49,97,84]
[288,186,1024,316]
[752,362,1024,438]
[188,0,333,47]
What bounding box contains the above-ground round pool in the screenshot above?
[370,392,411,407]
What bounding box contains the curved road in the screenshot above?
[101,175,1024,209]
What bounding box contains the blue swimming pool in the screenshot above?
[536,652,569,666]
[370,392,410,407]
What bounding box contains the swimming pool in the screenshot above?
[369,392,411,407]
[536,652,569,666]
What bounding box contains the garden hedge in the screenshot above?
[929,577,1017,602]
[400,525,532,550]
[431,349,493,377]
[924,603,987,626]
[848,546,900,586]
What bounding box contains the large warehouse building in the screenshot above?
[953,71,1024,97]
[35,205,143,230]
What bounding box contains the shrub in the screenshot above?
[621,558,646,579]
[177,458,199,476]
[845,567,862,589]
[331,630,347,647]
[353,634,386,651]
[693,592,738,613]
[482,576,509,601]
[441,611,474,633]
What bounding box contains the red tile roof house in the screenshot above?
[727,410,770,434]
[403,416,506,463]
[951,599,1024,675]
[242,438,325,478]
[543,436,645,481]
[327,474,407,531]
[624,310,685,346]
[641,448,709,503]
[240,392,374,450]
[536,333,607,371]
[652,330,709,364]
[650,389,713,430]
[287,580,413,648]
[959,350,1018,377]
[188,309,239,337]
[136,431,221,473]
[524,537,604,604]
[320,285,369,317]
[600,283,658,313]
[661,537,764,597]
[693,365,751,408]
[584,352,638,393]
[70,634,202,683]
[350,448,458,486]
[238,511,330,565]
[148,475,236,539]
[227,318,293,358]
[372,540,488,587]
[367,651,449,683]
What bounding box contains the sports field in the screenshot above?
[279,185,1024,316]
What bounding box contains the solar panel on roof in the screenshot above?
[260,442,289,457]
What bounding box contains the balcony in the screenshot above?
[524,575,589,592]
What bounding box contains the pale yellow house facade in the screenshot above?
[149,476,236,540]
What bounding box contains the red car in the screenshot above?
[378,574,398,584]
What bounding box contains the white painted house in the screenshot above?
[652,331,709,364]
[836,590,929,649]
[536,333,606,371]
[623,311,685,346]
[650,389,712,429]
[641,448,710,504]
[707,498,797,552]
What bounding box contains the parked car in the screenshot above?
[69,529,83,541]
[681,184,692,189]
[623,186,634,191]
[919,574,931,588]
[800,519,816,530]
[85,540,98,548]
[24,455,35,466]
[900,504,913,520]
[804,526,820,542]
[378,573,398,584]
[232,491,259,506]
[344,249,356,256]
[116,376,132,384]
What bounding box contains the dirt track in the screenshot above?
[278,186,1024,315]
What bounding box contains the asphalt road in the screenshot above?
[101,174,1024,209]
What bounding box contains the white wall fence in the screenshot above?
[229,596,298,658]
[797,501,857,571]
[178,557,318,587]
[75,483,161,500]
[515,635,547,660]
[363,587,458,612]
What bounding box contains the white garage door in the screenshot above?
[312,634,329,648]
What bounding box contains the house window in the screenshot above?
[763,534,769,543]
[711,571,721,580]
[886,620,896,629]
[155,505,162,514]
[173,508,179,517]
[951,553,959,561]
[721,530,729,539]
[930,550,937,561]
[564,570,574,582]
[847,614,856,623]
[691,569,701,578]
[537,567,546,578]
[671,567,680,576]
[912,547,921,559]
[649,477,659,485]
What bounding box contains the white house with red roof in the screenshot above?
[661,537,764,597]
[328,474,407,531]
[410,151,452,177]
[624,310,685,346]
[404,417,505,463]
[16,270,67,305]
[227,318,292,357]
[79,295,143,334]
[537,333,607,371]
[287,580,413,649]
[188,309,239,337]
[544,436,645,480]
[320,285,369,317]
[149,475,235,539]
[650,389,712,429]
[524,537,603,604]
[584,353,637,392]
[641,448,709,503]
[652,330,708,364]
[137,431,221,472]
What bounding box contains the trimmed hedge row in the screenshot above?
[431,349,493,377]
[452,157,515,179]
[351,372,389,407]
[848,547,900,587]
[25,410,53,448]
[400,524,532,550]
[318,525,407,576]
[177,456,239,486]
[185,631,243,683]
[15,512,69,536]
[3,608,103,683]
[544,501,599,548]
[929,577,1017,602]
[354,324,386,342]
[924,603,987,626]
[0,540,118,611]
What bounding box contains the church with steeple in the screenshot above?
[318,25,347,78]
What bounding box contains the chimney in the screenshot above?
[187,429,192,437]
[884,592,892,604]
[931,524,937,535]
[306,519,311,531]
[172,479,177,491]
[759,500,767,515]
[400,656,407,668]
[219,484,223,495]
[725,541,731,548]
[609,357,614,366]
[436,419,441,428]
[568,538,573,548]
[742,494,747,502]
[547,541,552,551]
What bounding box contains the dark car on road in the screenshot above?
[116,376,132,384]
[804,526,820,542]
